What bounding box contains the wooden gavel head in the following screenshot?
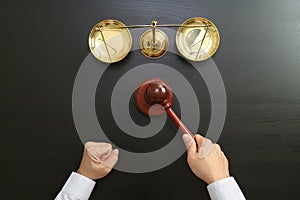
[135,78,195,137]
[135,78,174,115]
[145,82,169,105]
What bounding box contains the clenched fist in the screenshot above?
[77,142,119,180]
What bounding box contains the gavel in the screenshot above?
[134,78,195,138]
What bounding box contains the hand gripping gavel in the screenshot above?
[134,78,194,138]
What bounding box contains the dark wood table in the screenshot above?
[2,0,300,199]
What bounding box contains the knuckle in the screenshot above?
[85,144,94,151]
[84,141,94,148]
[85,142,96,152]
[103,143,112,150]
[215,144,221,151]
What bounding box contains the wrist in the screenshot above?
[77,168,94,181]
[208,174,230,184]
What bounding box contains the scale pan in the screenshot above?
[89,19,132,63]
[176,17,220,61]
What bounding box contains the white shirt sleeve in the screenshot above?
[207,177,246,200]
[54,172,96,200]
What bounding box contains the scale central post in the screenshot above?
[151,21,157,50]
[139,20,169,59]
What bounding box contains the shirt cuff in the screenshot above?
[60,172,96,200]
[207,177,246,200]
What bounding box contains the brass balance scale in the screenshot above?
[88,17,220,63]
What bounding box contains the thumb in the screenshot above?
[182,134,196,155]
[102,149,119,168]
[198,138,214,159]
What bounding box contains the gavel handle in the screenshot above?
[165,106,194,138]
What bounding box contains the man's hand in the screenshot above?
[182,134,229,184]
[77,142,119,180]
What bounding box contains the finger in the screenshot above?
[97,143,113,161]
[182,134,194,148]
[85,142,102,162]
[182,134,196,156]
[95,143,113,154]
[214,144,221,151]
[195,134,205,152]
[85,142,112,154]
[85,142,112,162]
[102,149,119,168]
[198,138,214,159]
[85,141,96,148]
[100,150,112,161]
[194,134,204,145]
